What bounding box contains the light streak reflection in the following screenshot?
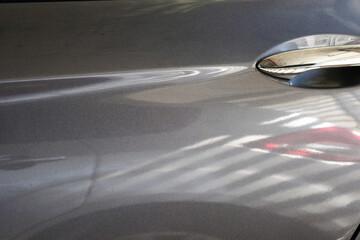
[0,66,247,105]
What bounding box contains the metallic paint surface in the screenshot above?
[0,0,360,239]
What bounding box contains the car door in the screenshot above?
[0,0,359,240]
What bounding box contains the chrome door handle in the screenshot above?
[256,35,360,88]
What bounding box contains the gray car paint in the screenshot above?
[0,0,359,239]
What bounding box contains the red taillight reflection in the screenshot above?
[245,127,360,162]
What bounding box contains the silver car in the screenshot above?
[0,0,359,239]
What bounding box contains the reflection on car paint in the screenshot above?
[0,66,247,105]
[246,127,360,163]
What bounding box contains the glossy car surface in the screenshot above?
[0,0,359,239]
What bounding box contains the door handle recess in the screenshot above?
[256,34,360,88]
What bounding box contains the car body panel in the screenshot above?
[0,0,359,239]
